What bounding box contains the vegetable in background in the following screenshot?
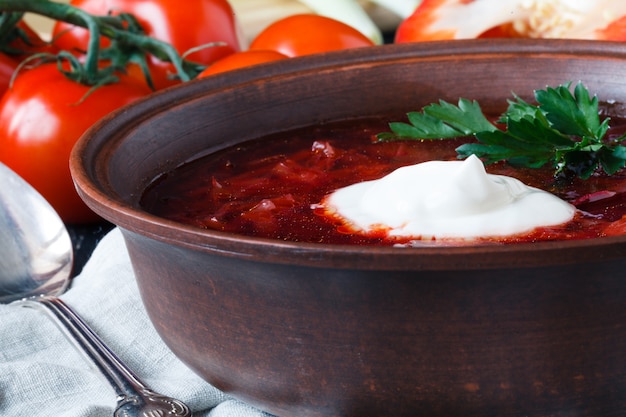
[0,53,17,95]
[249,14,375,57]
[0,0,218,223]
[0,63,151,224]
[0,0,205,86]
[297,0,423,44]
[395,0,626,42]
[297,0,384,44]
[0,18,58,96]
[197,49,287,77]
[52,0,244,89]
[4,19,58,57]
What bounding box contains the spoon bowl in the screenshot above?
[0,162,72,302]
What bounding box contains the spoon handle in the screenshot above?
[20,296,192,417]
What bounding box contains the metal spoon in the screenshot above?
[0,162,191,417]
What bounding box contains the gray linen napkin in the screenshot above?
[0,227,272,417]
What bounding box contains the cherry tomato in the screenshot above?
[197,50,287,78]
[249,14,374,57]
[0,63,151,224]
[52,0,244,89]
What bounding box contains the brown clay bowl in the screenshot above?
[71,39,626,417]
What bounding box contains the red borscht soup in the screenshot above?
[140,118,626,246]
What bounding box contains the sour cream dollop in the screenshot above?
[319,155,576,240]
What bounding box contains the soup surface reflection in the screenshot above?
[141,118,626,246]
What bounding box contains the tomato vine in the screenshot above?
[0,0,203,88]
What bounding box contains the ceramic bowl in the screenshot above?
[71,39,626,417]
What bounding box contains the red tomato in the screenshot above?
[0,63,151,224]
[8,20,59,58]
[249,14,374,57]
[197,50,287,78]
[0,21,50,96]
[52,0,244,89]
[0,53,18,96]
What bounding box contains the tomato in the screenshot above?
[0,21,52,96]
[249,14,375,57]
[0,53,18,96]
[52,0,244,89]
[197,50,287,78]
[0,63,151,224]
[7,20,59,59]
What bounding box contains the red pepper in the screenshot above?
[395,0,626,43]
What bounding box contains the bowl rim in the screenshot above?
[71,38,626,271]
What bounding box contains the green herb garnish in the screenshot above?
[376,82,626,179]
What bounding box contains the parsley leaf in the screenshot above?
[376,82,626,179]
[376,99,496,141]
